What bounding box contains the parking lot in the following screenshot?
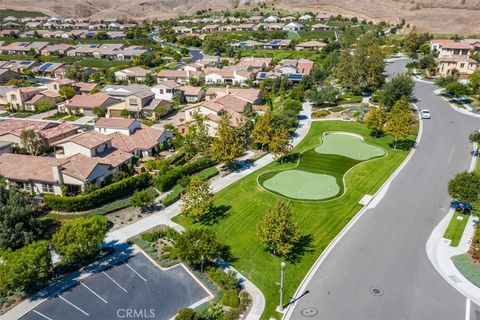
[20,252,212,320]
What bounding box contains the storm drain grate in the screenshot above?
[301,307,319,317]
[369,287,383,296]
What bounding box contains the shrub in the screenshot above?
[222,289,240,308]
[154,158,215,192]
[143,159,169,173]
[312,110,330,118]
[44,172,152,212]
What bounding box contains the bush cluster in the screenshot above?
[44,172,152,212]
[154,158,215,192]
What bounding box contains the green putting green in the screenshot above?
[262,170,340,200]
[258,132,386,201]
[315,133,385,160]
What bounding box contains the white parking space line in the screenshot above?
[102,271,128,293]
[81,282,108,303]
[124,262,147,282]
[466,298,471,320]
[33,310,54,320]
[59,296,90,316]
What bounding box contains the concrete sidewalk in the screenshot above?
[426,209,480,306]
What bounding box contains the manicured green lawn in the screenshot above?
[175,121,411,319]
[452,254,480,287]
[444,211,469,247]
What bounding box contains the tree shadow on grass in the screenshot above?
[389,139,416,151]
[369,130,385,138]
[286,234,315,264]
[279,153,301,164]
[200,205,231,226]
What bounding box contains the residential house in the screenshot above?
[264,15,280,23]
[205,87,263,104]
[102,84,151,99]
[238,57,272,72]
[151,81,182,101]
[202,24,220,32]
[283,22,303,31]
[0,68,21,83]
[204,67,253,86]
[6,87,59,111]
[41,44,74,56]
[311,23,332,31]
[61,92,120,115]
[435,56,479,77]
[315,13,331,21]
[263,39,292,50]
[107,90,172,119]
[295,40,327,51]
[179,85,206,103]
[430,40,473,58]
[114,66,151,83]
[94,118,170,157]
[156,69,202,84]
[299,15,313,21]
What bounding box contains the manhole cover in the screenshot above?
[301,307,318,317]
[370,287,383,296]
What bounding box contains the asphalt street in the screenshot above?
[287,58,480,320]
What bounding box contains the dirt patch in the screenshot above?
[105,206,146,231]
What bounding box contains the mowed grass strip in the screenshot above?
[174,121,411,319]
[444,211,470,247]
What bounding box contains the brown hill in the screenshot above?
[1,0,480,34]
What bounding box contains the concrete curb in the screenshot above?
[425,141,480,306]
[282,105,424,320]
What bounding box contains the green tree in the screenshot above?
[0,186,41,250]
[211,114,244,164]
[58,86,76,100]
[175,308,203,320]
[269,126,291,161]
[256,201,301,257]
[181,176,214,222]
[384,98,414,149]
[445,81,469,98]
[364,106,388,137]
[130,190,155,212]
[183,113,211,158]
[36,100,55,112]
[20,129,48,156]
[469,70,480,96]
[92,106,106,118]
[51,216,109,266]
[469,131,480,149]
[308,85,339,107]
[120,109,130,118]
[252,109,273,150]
[173,227,222,272]
[379,74,414,109]
[144,73,156,86]
[448,171,480,204]
[0,240,51,295]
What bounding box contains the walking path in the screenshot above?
[426,142,480,306]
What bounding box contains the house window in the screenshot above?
[129,98,138,106]
[10,94,16,101]
[54,84,58,90]
[42,184,54,193]
[159,89,164,94]
[460,63,465,68]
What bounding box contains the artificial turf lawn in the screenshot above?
[314,132,386,160]
[259,132,385,200]
[174,121,411,319]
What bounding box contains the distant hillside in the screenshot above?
[2,0,480,34]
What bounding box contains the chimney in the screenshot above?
[52,164,64,185]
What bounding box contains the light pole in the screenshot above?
[279,261,286,312]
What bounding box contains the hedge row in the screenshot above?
[44,172,152,212]
[154,157,215,192]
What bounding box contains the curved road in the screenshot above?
[286,58,480,320]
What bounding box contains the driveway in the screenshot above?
[285,59,480,320]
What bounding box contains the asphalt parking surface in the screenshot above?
[19,252,211,320]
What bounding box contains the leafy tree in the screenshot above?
[0,186,41,250]
[183,113,211,158]
[269,126,291,161]
[51,216,109,266]
[252,109,273,150]
[92,106,106,118]
[58,86,76,100]
[445,81,469,98]
[144,73,156,86]
[175,308,203,320]
[120,109,130,118]
[173,227,222,272]
[469,131,480,147]
[469,70,480,96]
[130,190,155,212]
[181,176,214,222]
[448,171,480,203]
[384,98,414,149]
[36,100,55,113]
[20,129,48,156]
[211,114,244,164]
[256,201,301,257]
[379,74,414,109]
[0,240,51,295]
[365,106,388,137]
[202,35,227,55]
[308,85,339,107]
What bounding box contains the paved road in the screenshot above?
[287,59,480,320]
